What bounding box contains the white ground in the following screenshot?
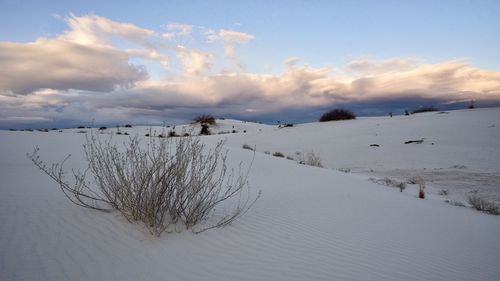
[1,108,499,280]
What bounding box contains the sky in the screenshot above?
[1,0,500,128]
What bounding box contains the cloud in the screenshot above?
[42,60,500,113]
[125,48,169,68]
[205,29,218,43]
[342,60,500,101]
[218,29,255,44]
[3,57,500,128]
[62,14,155,46]
[176,46,213,75]
[163,23,193,39]
[0,14,168,95]
[346,58,421,75]
[284,57,300,68]
[0,116,51,124]
[0,39,147,95]
[217,29,255,61]
[1,14,500,129]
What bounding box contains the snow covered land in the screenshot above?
[1,108,499,281]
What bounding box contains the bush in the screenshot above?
[319,108,355,122]
[242,144,255,151]
[272,152,285,158]
[298,151,323,168]
[468,100,475,109]
[194,114,216,125]
[467,195,499,215]
[200,124,211,135]
[411,106,438,114]
[370,177,406,192]
[168,130,178,137]
[28,134,260,236]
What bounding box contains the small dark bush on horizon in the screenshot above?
[319,108,356,122]
[468,100,475,109]
[411,106,438,114]
[194,114,216,125]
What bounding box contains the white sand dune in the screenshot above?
[1,108,499,280]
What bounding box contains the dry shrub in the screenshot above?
[28,134,260,236]
[467,195,499,215]
[272,152,285,158]
[370,177,406,192]
[242,144,255,151]
[298,151,323,168]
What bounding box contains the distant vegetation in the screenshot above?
[194,114,216,135]
[411,106,438,114]
[319,108,356,122]
[194,114,216,125]
[200,124,211,135]
[468,100,475,109]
